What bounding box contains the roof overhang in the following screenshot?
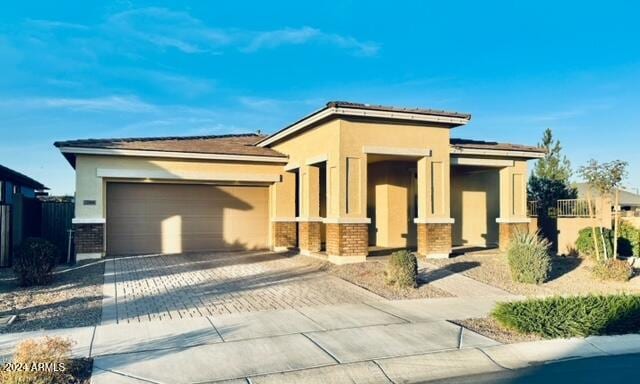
[450,146,546,159]
[257,105,471,147]
[58,146,289,167]
[0,164,48,190]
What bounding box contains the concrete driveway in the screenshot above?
[101,251,383,324]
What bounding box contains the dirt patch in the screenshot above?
[297,257,453,299]
[0,261,104,333]
[429,253,640,296]
[454,318,542,344]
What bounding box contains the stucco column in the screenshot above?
[297,165,322,255]
[270,171,297,251]
[497,163,530,251]
[322,154,370,264]
[73,163,106,261]
[414,156,454,258]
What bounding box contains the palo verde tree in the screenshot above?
[528,129,577,243]
[577,159,628,260]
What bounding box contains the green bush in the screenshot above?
[575,227,614,259]
[592,259,633,282]
[492,295,640,338]
[13,237,59,287]
[507,230,551,284]
[385,250,418,288]
[618,221,640,257]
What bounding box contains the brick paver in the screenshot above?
[107,251,383,324]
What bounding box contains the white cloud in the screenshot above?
[243,27,321,52]
[321,34,380,57]
[104,7,379,56]
[0,95,156,113]
[106,7,231,53]
[25,19,89,30]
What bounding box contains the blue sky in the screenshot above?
[1,0,639,195]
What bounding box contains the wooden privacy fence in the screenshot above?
[0,199,74,267]
[0,205,10,267]
[41,201,74,263]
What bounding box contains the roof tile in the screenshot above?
[54,133,286,158]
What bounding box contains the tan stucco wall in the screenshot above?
[270,117,452,222]
[270,171,296,220]
[272,120,339,218]
[74,154,284,220]
[556,198,614,255]
[498,159,528,220]
[340,118,451,220]
[451,167,500,247]
[622,216,640,229]
[557,217,599,255]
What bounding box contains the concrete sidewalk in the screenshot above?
[420,260,513,298]
[1,297,639,383]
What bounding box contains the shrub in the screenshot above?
[0,337,74,384]
[507,230,551,284]
[13,238,59,287]
[592,259,633,282]
[575,227,614,259]
[492,295,640,338]
[385,250,418,288]
[618,221,640,257]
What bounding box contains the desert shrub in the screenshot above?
[507,230,551,284]
[0,337,74,384]
[13,238,59,287]
[575,227,614,259]
[618,221,640,257]
[492,295,640,338]
[384,250,418,288]
[592,259,633,282]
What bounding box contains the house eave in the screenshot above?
[57,146,289,164]
[257,106,471,147]
[450,147,546,159]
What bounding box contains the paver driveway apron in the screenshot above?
[102,250,383,324]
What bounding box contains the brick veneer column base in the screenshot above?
[499,222,530,251]
[272,221,297,251]
[298,221,321,255]
[73,223,105,258]
[417,223,452,259]
[326,223,368,264]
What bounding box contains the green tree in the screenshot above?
[533,128,573,181]
[528,129,577,245]
[578,159,628,260]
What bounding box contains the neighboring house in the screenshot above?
[0,164,48,266]
[575,182,640,212]
[55,101,545,263]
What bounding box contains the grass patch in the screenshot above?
[492,295,640,338]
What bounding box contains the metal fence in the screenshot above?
[527,200,538,217]
[41,201,74,263]
[0,205,10,267]
[556,199,594,217]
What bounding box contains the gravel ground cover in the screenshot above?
[298,256,453,299]
[454,317,542,344]
[0,261,104,333]
[429,252,640,296]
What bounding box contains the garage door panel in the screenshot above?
[106,183,269,256]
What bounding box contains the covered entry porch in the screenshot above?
[271,148,534,263]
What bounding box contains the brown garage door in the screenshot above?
[106,183,269,255]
